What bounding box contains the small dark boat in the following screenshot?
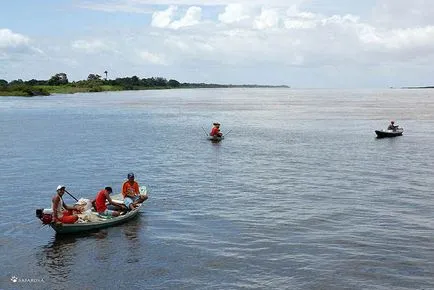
[375,128,403,138]
[207,135,224,142]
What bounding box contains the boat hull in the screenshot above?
[207,135,224,142]
[49,207,141,234]
[37,189,147,234]
[375,129,403,138]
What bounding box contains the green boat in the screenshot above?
[36,190,146,234]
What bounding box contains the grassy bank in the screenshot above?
[39,85,124,94]
[1,74,290,97]
[0,84,126,96]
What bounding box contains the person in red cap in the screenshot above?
[51,185,80,224]
[210,122,223,137]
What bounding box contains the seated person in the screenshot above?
[52,185,80,224]
[210,122,223,137]
[387,120,398,131]
[122,172,148,210]
[94,186,126,217]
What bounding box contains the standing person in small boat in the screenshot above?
[52,185,80,224]
[387,120,398,131]
[122,172,148,210]
[210,122,223,137]
[94,186,126,217]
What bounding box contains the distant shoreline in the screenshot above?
[400,86,434,89]
[0,74,290,97]
[0,85,290,97]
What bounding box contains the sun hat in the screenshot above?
[213,122,220,126]
[57,185,66,191]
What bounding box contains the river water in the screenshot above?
[0,88,433,289]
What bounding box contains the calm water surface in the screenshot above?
[0,89,433,290]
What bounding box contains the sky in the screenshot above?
[1,0,434,88]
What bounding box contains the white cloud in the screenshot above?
[0,29,30,48]
[0,28,42,57]
[144,2,434,72]
[282,6,317,29]
[218,4,251,24]
[284,19,316,29]
[151,5,177,28]
[360,26,434,53]
[71,39,113,54]
[138,50,167,64]
[321,14,359,26]
[152,6,202,29]
[254,8,280,30]
[171,6,202,29]
[164,36,214,60]
[372,0,434,28]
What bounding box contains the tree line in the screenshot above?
[0,72,289,96]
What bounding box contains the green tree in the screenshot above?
[88,74,102,81]
[131,76,140,86]
[48,73,68,85]
[9,79,24,86]
[168,79,180,87]
[148,77,167,87]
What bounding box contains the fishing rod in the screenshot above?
[201,127,209,136]
[223,129,232,137]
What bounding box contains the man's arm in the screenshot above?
[63,201,79,212]
[52,196,60,221]
[106,192,126,209]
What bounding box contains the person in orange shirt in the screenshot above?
[210,122,223,137]
[95,187,126,217]
[122,172,148,210]
[52,185,80,224]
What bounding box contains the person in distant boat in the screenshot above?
[52,185,80,224]
[210,122,223,137]
[94,187,126,217]
[122,172,148,210]
[387,120,398,131]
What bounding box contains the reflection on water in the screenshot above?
[36,235,79,284]
[122,215,144,264]
[123,217,142,241]
[34,220,146,287]
[35,230,111,280]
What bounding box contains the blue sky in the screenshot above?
[1,0,434,88]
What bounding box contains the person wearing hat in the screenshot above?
[122,173,148,210]
[51,185,80,224]
[387,120,398,131]
[210,122,223,137]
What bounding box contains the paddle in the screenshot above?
[223,129,232,137]
[64,189,79,202]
